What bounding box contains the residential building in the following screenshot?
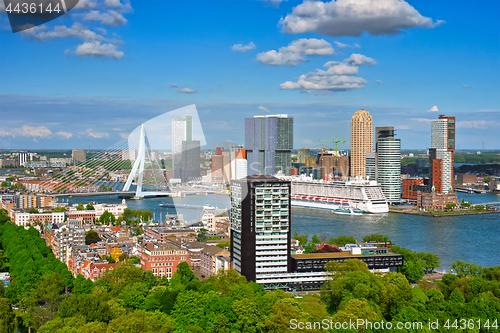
[456,174,477,185]
[144,226,196,242]
[83,262,119,282]
[245,114,293,176]
[402,178,424,201]
[230,175,291,282]
[417,190,459,209]
[230,146,247,180]
[140,242,190,279]
[72,150,86,163]
[430,116,455,194]
[200,245,230,277]
[350,109,373,178]
[318,155,349,180]
[121,149,137,161]
[211,151,224,184]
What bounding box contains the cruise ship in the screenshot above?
[277,175,389,214]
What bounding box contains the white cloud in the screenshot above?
[457,121,500,129]
[0,125,52,138]
[410,118,431,122]
[280,0,444,37]
[376,80,383,84]
[95,27,108,35]
[170,84,178,88]
[257,38,334,66]
[119,132,129,139]
[82,10,128,27]
[72,41,124,59]
[104,0,133,12]
[334,41,360,49]
[85,129,109,138]
[279,59,368,94]
[232,42,256,52]
[428,105,439,112]
[74,0,99,10]
[344,53,377,66]
[21,23,107,42]
[258,106,270,113]
[178,87,197,94]
[396,125,409,130]
[463,84,471,88]
[303,138,313,144]
[56,131,73,139]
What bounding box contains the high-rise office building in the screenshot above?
[365,152,376,181]
[230,175,291,282]
[230,145,247,181]
[375,127,401,202]
[245,115,293,176]
[181,140,201,183]
[430,116,455,194]
[172,115,198,182]
[350,110,373,178]
[318,155,349,180]
[18,152,28,166]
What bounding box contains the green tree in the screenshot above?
[400,260,425,282]
[362,233,391,243]
[292,231,308,246]
[102,255,116,264]
[99,210,115,225]
[311,234,320,243]
[28,208,39,214]
[170,262,198,290]
[133,227,142,236]
[86,204,95,210]
[451,260,484,277]
[303,243,316,254]
[0,297,17,333]
[0,181,8,188]
[53,207,67,212]
[77,203,85,211]
[329,235,357,246]
[85,230,101,245]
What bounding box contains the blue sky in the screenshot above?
[0,0,499,150]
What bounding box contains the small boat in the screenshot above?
[333,207,362,215]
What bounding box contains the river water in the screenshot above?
[61,192,500,271]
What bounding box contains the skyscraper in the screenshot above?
[350,109,373,178]
[172,115,198,182]
[230,175,291,282]
[430,116,455,194]
[245,114,293,176]
[375,127,401,202]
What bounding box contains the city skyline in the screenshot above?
[0,0,498,150]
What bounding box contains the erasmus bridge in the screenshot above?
[44,105,206,199]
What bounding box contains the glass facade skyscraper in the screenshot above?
[430,116,455,194]
[245,114,293,176]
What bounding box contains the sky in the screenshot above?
[0,0,499,150]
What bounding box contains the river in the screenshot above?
[61,192,500,271]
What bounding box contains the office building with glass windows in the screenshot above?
[430,116,455,194]
[245,115,293,176]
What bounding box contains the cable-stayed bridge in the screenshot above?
[26,105,205,199]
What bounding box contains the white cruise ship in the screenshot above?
[277,175,389,214]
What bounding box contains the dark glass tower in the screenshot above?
[245,115,293,176]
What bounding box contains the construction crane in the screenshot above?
[318,137,347,157]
